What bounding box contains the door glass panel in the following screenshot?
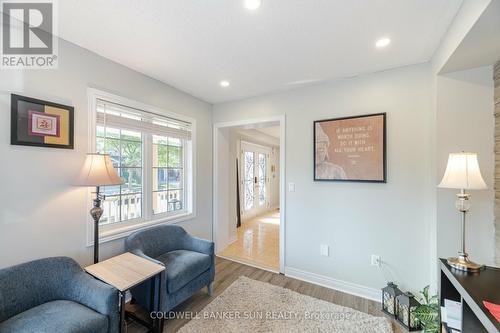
[258,153,266,206]
[244,151,254,211]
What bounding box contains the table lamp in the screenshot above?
[438,152,487,272]
[76,153,123,263]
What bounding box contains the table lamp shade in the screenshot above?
[76,153,123,186]
[438,152,487,190]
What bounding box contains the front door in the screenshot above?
[242,142,270,220]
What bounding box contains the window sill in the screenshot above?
[87,211,196,246]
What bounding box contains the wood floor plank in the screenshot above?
[127,257,404,333]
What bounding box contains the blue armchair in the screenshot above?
[0,257,119,333]
[125,224,215,312]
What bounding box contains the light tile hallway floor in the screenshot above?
[219,210,280,271]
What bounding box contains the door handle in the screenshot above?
[254,176,258,184]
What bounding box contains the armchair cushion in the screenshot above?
[0,257,119,333]
[0,300,108,333]
[126,224,215,312]
[156,250,212,293]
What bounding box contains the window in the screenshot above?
[241,141,270,217]
[96,126,143,223]
[258,153,266,206]
[90,91,194,239]
[244,151,254,211]
[152,135,184,214]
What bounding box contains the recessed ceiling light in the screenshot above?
[244,0,262,10]
[375,37,391,49]
[220,80,230,88]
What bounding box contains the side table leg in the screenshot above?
[119,291,126,333]
[149,276,159,333]
[157,273,163,333]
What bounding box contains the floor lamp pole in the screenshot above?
[90,186,104,264]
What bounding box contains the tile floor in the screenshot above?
[219,210,280,271]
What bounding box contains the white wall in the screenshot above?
[431,0,491,73]
[436,66,495,266]
[0,39,212,269]
[214,127,233,252]
[428,0,497,289]
[214,64,434,295]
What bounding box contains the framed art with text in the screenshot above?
[11,94,74,149]
[314,113,386,182]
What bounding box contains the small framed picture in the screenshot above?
[11,94,74,149]
[314,113,386,182]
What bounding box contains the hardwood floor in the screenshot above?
[127,257,403,333]
[219,210,280,271]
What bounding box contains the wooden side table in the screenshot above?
[85,252,165,333]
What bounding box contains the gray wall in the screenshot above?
[0,39,212,269]
[436,66,495,266]
[214,64,435,294]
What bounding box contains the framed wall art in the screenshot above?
[11,94,74,149]
[314,113,386,182]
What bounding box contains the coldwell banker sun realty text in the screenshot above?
[1,0,58,69]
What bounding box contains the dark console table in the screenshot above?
[439,259,500,332]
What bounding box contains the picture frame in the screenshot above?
[314,113,386,183]
[11,94,74,149]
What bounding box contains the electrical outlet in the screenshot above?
[288,182,295,192]
[320,244,329,257]
[371,255,381,267]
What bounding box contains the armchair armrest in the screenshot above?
[129,249,165,267]
[66,271,118,315]
[182,235,214,255]
[65,271,119,333]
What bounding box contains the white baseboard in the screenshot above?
[284,266,381,303]
[217,254,279,274]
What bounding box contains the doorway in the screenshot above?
[213,116,285,273]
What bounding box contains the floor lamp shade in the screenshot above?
[75,153,123,186]
[76,153,122,263]
[438,153,487,190]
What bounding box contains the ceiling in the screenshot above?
[255,126,280,139]
[57,0,463,103]
[236,128,280,147]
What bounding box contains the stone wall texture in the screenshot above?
[494,60,500,265]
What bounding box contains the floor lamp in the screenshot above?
[76,153,123,264]
[438,152,487,272]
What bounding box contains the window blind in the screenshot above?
[96,99,192,140]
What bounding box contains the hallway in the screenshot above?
[219,210,280,271]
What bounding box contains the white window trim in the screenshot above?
[86,88,197,246]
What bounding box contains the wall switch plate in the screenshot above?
[288,182,295,192]
[320,244,329,257]
[371,255,381,267]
